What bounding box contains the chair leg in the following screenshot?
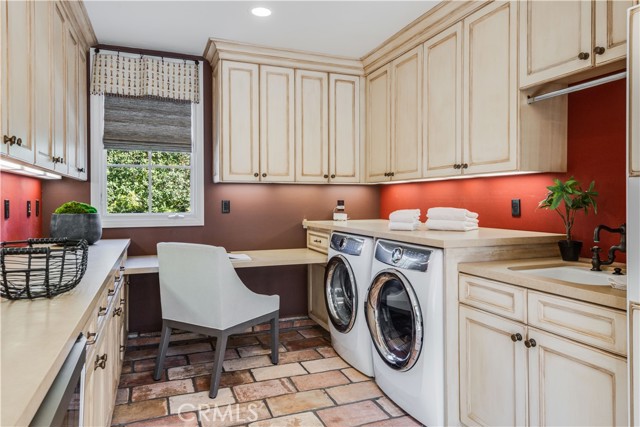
[209,333,228,399]
[270,315,279,365]
[153,322,172,381]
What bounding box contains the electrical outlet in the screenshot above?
[35,200,40,217]
[26,201,31,217]
[511,199,521,217]
[221,200,231,214]
[4,200,9,219]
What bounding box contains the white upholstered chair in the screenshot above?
[153,242,280,398]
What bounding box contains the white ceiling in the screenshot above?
[84,1,439,58]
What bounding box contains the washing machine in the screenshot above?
[365,239,444,427]
[324,232,375,377]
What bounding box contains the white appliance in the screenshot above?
[628,5,640,426]
[365,239,444,427]
[325,232,375,377]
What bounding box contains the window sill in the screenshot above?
[100,214,204,228]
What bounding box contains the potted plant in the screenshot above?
[538,177,598,261]
[50,201,102,245]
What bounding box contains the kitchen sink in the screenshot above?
[509,264,615,286]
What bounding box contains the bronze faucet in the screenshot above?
[590,223,626,271]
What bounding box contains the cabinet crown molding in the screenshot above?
[59,1,97,51]
[204,38,364,75]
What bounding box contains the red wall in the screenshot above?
[380,79,627,260]
[0,172,43,241]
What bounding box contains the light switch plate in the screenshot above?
[511,199,521,217]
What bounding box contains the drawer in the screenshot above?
[528,291,626,356]
[307,230,330,254]
[459,274,526,322]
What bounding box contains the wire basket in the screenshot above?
[0,238,89,300]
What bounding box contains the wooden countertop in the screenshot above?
[303,219,564,248]
[1,239,130,427]
[125,248,327,275]
[458,258,627,310]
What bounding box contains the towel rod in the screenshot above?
[527,71,626,104]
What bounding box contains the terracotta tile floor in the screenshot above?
[112,318,422,427]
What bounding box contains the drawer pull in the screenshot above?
[113,307,123,317]
[524,338,537,348]
[120,298,126,305]
[107,288,115,296]
[313,239,322,244]
[86,332,97,345]
[98,306,107,316]
[94,354,107,370]
[120,345,126,352]
[510,333,522,342]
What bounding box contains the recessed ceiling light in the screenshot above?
[251,7,271,17]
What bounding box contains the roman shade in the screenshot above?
[103,96,192,153]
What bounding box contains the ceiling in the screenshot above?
[84,1,439,59]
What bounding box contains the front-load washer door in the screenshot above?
[366,269,423,371]
[325,255,357,333]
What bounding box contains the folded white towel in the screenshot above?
[427,207,479,221]
[426,219,478,232]
[389,221,420,231]
[389,209,421,223]
[608,276,627,291]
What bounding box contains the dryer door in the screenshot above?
[366,269,423,371]
[325,255,358,333]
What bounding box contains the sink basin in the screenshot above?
[509,265,613,286]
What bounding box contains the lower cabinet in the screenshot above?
[308,263,328,330]
[83,257,127,426]
[458,274,627,426]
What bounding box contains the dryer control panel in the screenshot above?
[375,240,432,272]
[330,233,365,256]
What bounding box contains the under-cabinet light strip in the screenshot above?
[0,158,62,180]
[527,72,627,104]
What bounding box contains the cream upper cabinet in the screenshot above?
[75,49,88,180]
[366,46,422,182]
[329,74,361,183]
[260,65,295,182]
[366,64,391,183]
[459,305,527,427]
[463,1,517,175]
[520,0,631,88]
[62,26,79,176]
[528,328,628,427]
[51,2,67,173]
[1,0,35,163]
[219,61,260,182]
[295,70,329,183]
[423,23,463,178]
[630,5,640,176]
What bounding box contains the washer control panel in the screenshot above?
[330,233,365,256]
[375,240,432,272]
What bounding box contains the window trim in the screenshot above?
[90,59,204,228]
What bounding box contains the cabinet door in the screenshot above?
[295,70,329,183]
[423,23,463,178]
[391,46,422,181]
[463,1,517,175]
[329,74,360,183]
[629,5,640,176]
[366,64,391,182]
[594,0,635,66]
[75,47,88,180]
[308,263,328,330]
[51,2,66,173]
[33,1,56,171]
[528,327,628,427]
[83,332,110,427]
[62,25,79,176]
[459,305,527,427]
[221,61,260,182]
[520,0,592,88]
[631,304,640,427]
[260,65,295,182]
[1,0,35,162]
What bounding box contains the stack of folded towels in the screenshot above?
[426,207,479,231]
[388,209,421,231]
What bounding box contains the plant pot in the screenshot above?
[50,213,102,245]
[558,240,582,261]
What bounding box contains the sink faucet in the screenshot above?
[590,223,626,271]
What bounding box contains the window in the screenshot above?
[90,55,204,228]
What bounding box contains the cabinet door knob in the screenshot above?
[113,307,123,317]
[510,333,523,342]
[3,135,16,145]
[324,174,329,178]
[462,163,469,169]
[98,306,107,316]
[254,173,259,177]
[389,172,395,177]
[15,138,22,146]
[331,174,335,179]
[453,164,460,169]
[594,46,605,55]
[262,173,267,178]
[86,332,97,345]
[524,338,537,348]
[77,167,85,173]
[94,354,108,370]
[578,52,590,60]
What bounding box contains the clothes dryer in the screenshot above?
[366,239,445,426]
[324,232,375,377]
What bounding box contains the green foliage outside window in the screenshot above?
[106,150,191,214]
